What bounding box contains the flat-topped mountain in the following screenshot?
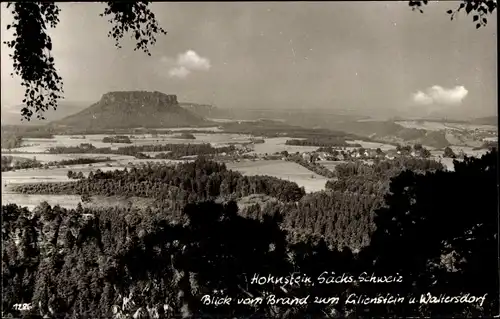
[53,91,208,129]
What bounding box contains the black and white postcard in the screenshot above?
[1,2,498,318]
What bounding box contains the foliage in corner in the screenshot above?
[99,1,167,56]
[409,0,497,29]
[4,2,63,121]
[3,1,167,121]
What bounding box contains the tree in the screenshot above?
[360,150,498,317]
[3,2,167,121]
[443,146,457,158]
[81,193,91,203]
[4,1,496,121]
[420,147,431,158]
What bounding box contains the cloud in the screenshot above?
[161,50,211,79]
[177,50,211,71]
[412,85,469,106]
[168,66,190,79]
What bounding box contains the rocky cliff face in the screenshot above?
[55,91,207,129]
[101,91,178,106]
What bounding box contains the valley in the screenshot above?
[2,96,496,210]
[2,90,497,319]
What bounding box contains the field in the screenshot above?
[1,153,135,163]
[3,132,255,153]
[2,130,491,209]
[1,193,83,211]
[226,160,329,193]
[251,137,319,154]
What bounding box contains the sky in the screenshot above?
[0,2,497,118]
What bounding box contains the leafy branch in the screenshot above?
[100,1,167,56]
[3,1,167,121]
[4,2,63,121]
[409,0,497,29]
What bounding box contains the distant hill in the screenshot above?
[471,116,497,126]
[52,91,209,129]
[1,101,89,126]
[179,103,219,118]
[334,120,450,148]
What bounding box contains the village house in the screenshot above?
[367,149,379,158]
[316,152,331,161]
[385,149,399,159]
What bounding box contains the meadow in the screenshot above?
[251,137,320,154]
[3,131,255,153]
[226,159,329,193]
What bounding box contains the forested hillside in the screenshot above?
[3,151,497,318]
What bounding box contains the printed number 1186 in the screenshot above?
[13,303,32,311]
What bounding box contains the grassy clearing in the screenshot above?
[226,160,329,193]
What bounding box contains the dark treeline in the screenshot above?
[46,157,112,166]
[286,137,360,147]
[1,156,43,172]
[2,156,111,172]
[118,144,235,159]
[171,132,196,139]
[47,143,236,159]
[102,135,132,144]
[2,150,498,318]
[1,156,112,172]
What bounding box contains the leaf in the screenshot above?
[476,23,481,29]
[473,15,479,22]
[446,10,453,14]
[465,3,473,14]
[7,24,11,30]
